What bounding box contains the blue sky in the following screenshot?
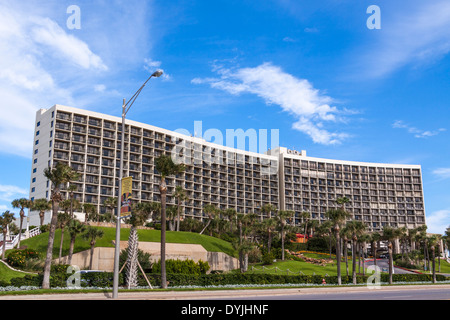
[0,0,449,234]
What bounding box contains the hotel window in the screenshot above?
[32,177,36,183]
[34,159,38,164]
[35,140,39,145]
[36,130,40,136]
[37,121,41,127]
[33,168,37,173]
[31,187,35,193]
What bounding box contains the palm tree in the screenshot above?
[0,211,15,260]
[31,198,51,227]
[200,204,219,235]
[11,198,31,249]
[263,218,277,254]
[316,220,334,258]
[382,226,401,285]
[428,235,441,283]
[67,184,78,219]
[103,197,118,223]
[277,210,294,261]
[42,162,79,289]
[67,219,86,265]
[325,208,350,285]
[57,212,71,263]
[166,205,178,231]
[82,227,104,270]
[358,233,371,276]
[83,203,97,223]
[155,154,185,289]
[300,211,310,239]
[261,203,277,220]
[370,232,382,267]
[125,203,151,289]
[173,186,189,232]
[345,220,366,284]
[341,226,351,277]
[224,208,237,233]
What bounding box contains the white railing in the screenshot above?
[0,227,42,256]
[0,234,19,256]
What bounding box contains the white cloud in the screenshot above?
[393,120,446,138]
[432,168,450,179]
[30,17,107,71]
[0,2,109,158]
[192,62,351,145]
[144,58,162,69]
[0,184,28,202]
[426,209,450,234]
[359,1,450,78]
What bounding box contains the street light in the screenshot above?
[112,70,163,299]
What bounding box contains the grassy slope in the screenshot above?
[19,227,237,259]
[0,261,27,282]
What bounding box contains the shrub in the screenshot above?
[261,252,275,265]
[119,249,152,272]
[152,259,210,275]
[6,249,40,268]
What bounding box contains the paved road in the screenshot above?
[2,284,450,300]
[364,258,415,274]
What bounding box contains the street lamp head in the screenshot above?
[152,70,164,78]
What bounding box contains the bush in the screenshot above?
[307,237,330,253]
[152,259,210,275]
[119,249,152,272]
[261,252,276,265]
[6,249,40,268]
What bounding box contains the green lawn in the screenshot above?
[0,261,28,283]
[248,257,365,276]
[18,227,237,259]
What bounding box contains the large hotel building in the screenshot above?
[29,105,426,231]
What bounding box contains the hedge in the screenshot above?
[3,271,448,288]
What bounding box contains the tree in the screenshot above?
[11,198,31,249]
[223,208,237,233]
[0,211,15,260]
[261,203,277,220]
[103,197,117,223]
[83,203,97,223]
[263,218,277,254]
[155,154,185,289]
[82,227,104,270]
[325,208,350,285]
[370,232,382,267]
[173,186,189,232]
[125,203,151,289]
[428,235,441,283]
[42,162,79,289]
[316,220,334,258]
[277,210,294,261]
[165,205,178,231]
[67,184,78,219]
[31,198,51,227]
[382,226,401,285]
[345,220,366,284]
[57,212,71,263]
[200,204,219,236]
[67,219,86,265]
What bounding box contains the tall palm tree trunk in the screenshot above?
[17,213,24,249]
[68,236,76,265]
[335,226,342,285]
[89,241,95,270]
[160,180,168,289]
[42,190,61,289]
